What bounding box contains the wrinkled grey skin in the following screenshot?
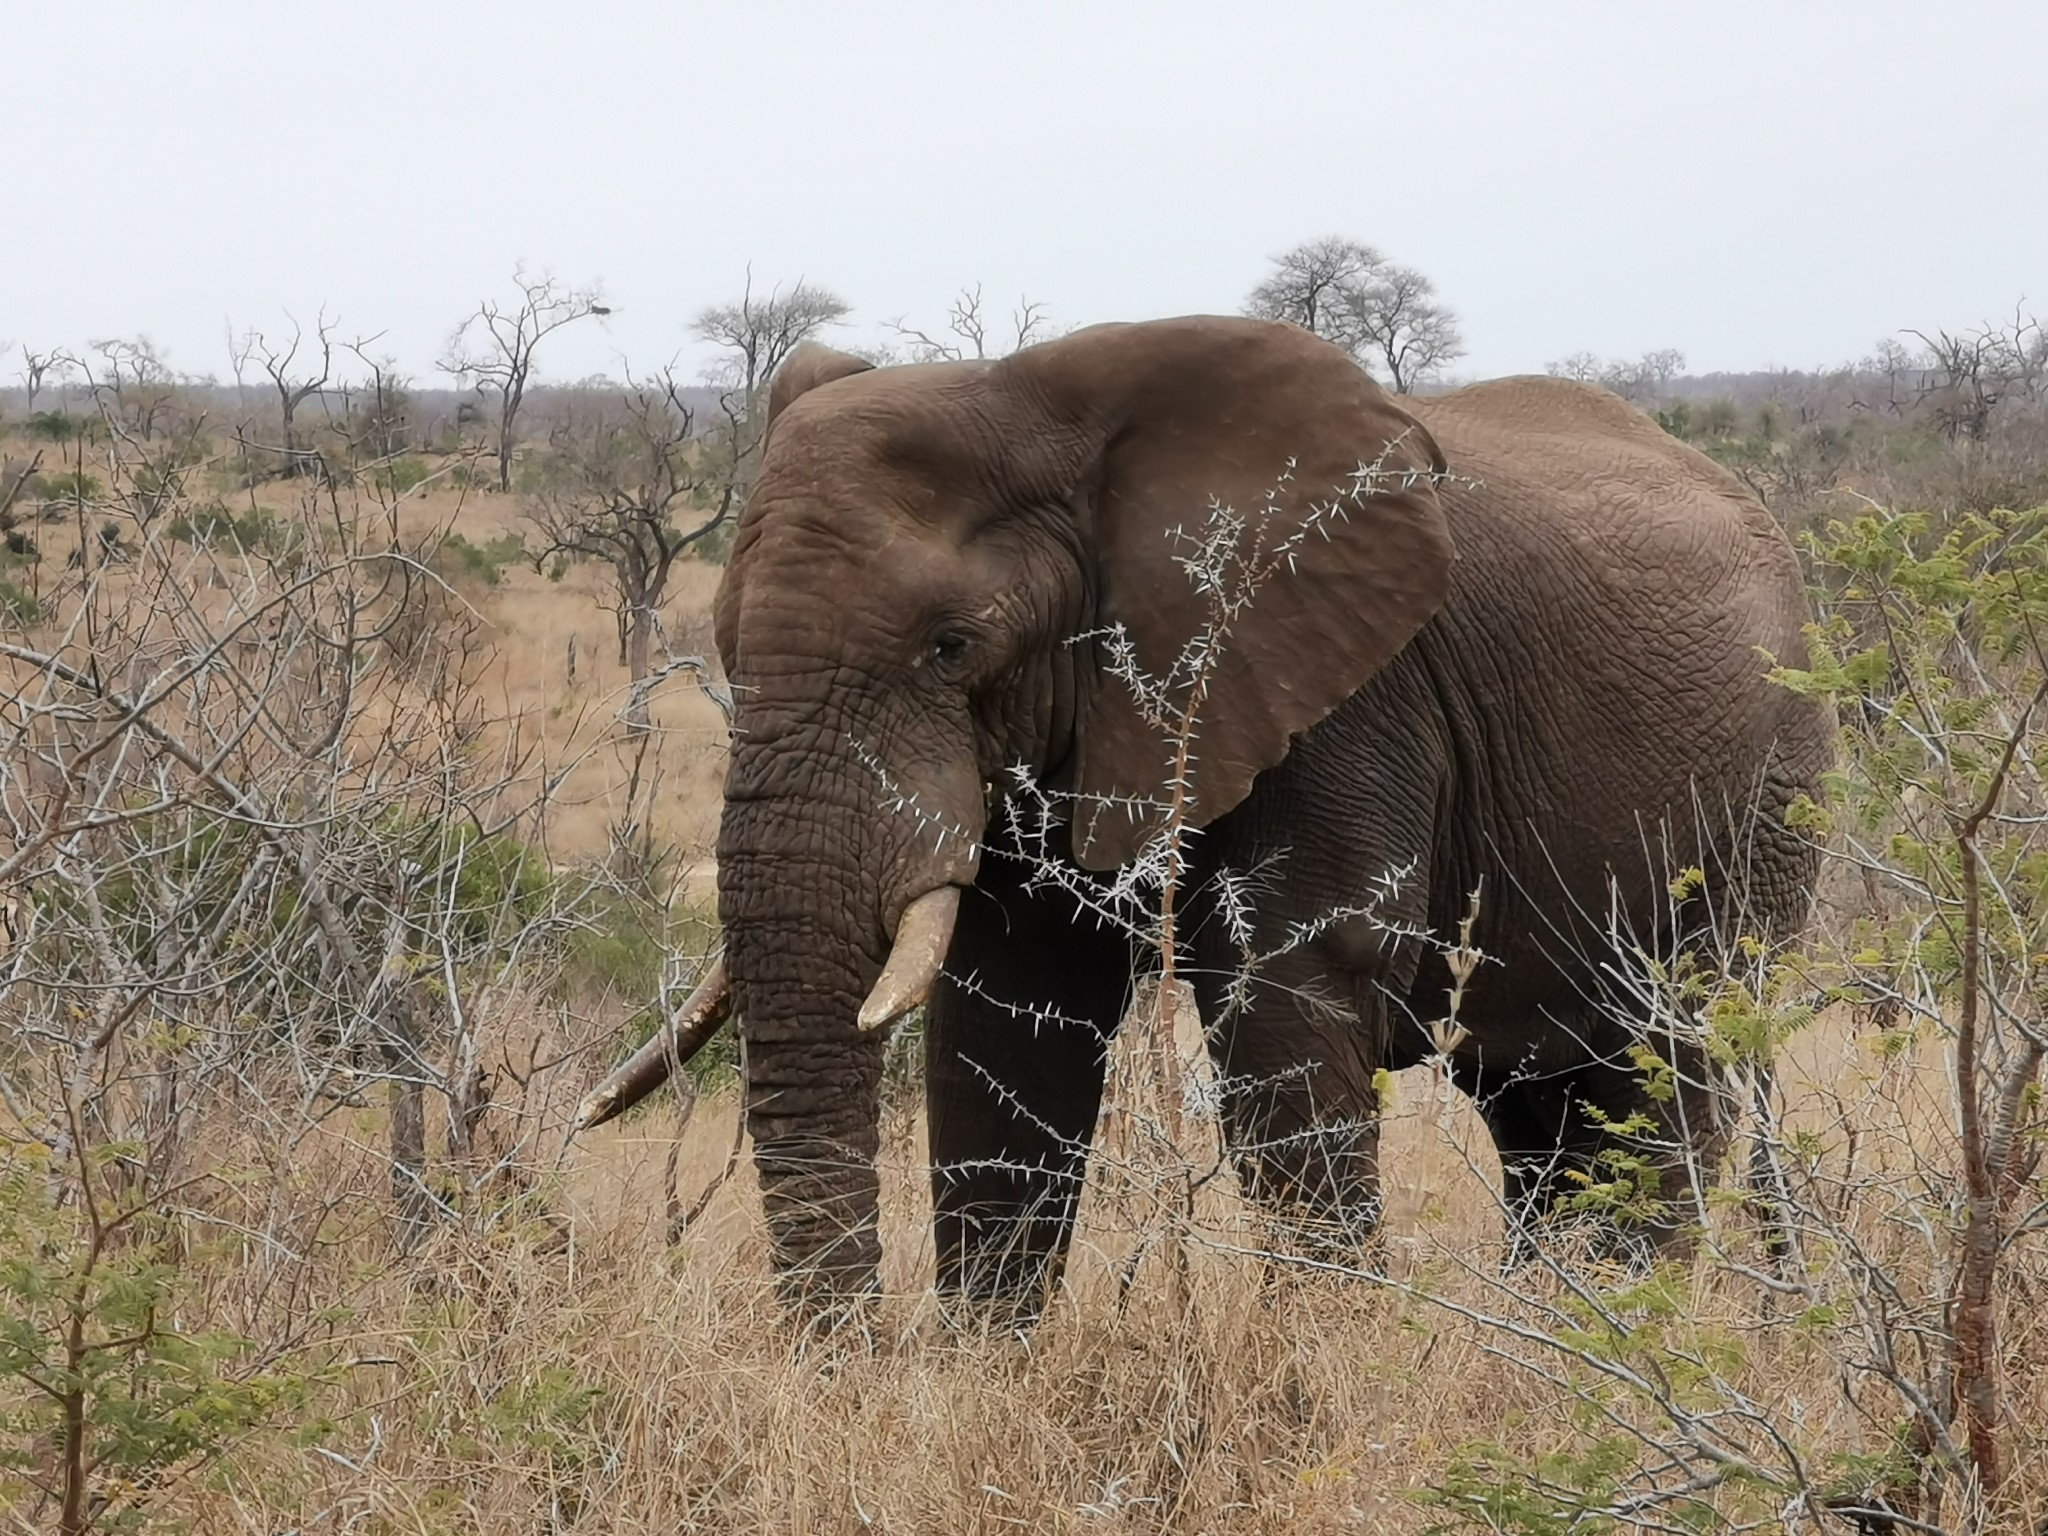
[712,316,1829,1318]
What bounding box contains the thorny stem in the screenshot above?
[1947,672,2047,1499]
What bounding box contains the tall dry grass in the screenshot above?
[31,994,2022,1535]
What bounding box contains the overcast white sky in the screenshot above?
[7,1,2045,387]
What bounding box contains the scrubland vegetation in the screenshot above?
[2,264,2046,1532]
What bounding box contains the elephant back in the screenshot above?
[1407,376,1810,665]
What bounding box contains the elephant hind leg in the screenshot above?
[1195,951,1391,1257]
[1471,1071,1594,1269]
[1476,1018,1731,1268]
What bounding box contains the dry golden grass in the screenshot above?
[86,1000,2039,1535]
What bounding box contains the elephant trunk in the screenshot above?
[717,756,980,1310]
[723,886,889,1304]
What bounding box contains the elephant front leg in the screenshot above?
[924,870,1132,1321]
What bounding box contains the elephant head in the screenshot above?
[705,316,1454,1307]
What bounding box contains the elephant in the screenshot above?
[579,314,1830,1318]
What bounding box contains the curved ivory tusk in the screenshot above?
[573,959,732,1132]
[857,886,960,1033]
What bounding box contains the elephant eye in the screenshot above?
[931,630,970,672]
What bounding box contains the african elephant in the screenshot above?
[582,315,1829,1317]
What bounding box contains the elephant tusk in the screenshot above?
[857,886,960,1033]
[573,959,732,1132]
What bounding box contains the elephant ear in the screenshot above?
[766,343,875,436]
[999,316,1455,871]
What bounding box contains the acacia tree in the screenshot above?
[441,267,607,491]
[86,337,180,441]
[235,310,334,476]
[690,275,849,512]
[1244,236,1464,392]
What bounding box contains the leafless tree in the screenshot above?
[1544,350,1603,384]
[1911,326,2011,442]
[86,336,181,441]
[1904,305,2045,441]
[1857,335,1926,415]
[1244,236,1463,392]
[693,275,849,408]
[340,337,413,464]
[887,283,1051,362]
[1544,346,1687,404]
[16,347,72,418]
[0,399,601,1257]
[1243,235,1381,341]
[525,368,731,712]
[236,310,335,477]
[441,266,607,492]
[1340,262,1465,393]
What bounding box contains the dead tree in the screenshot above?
[237,310,335,476]
[86,337,180,441]
[887,283,1050,362]
[1911,326,2010,441]
[441,266,606,492]
[17,347,71,417]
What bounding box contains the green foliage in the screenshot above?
[164,500,287,553]
[0,1149,323,1528]
[1652,400,1691,440]
[690,513,736,564]
[32,469,101,503]
[573,895,734,1090]
[377,456,432,496]
[31,808,563,1018]
[1419,1265,1778,1532]
[1424,1435,1635,1534]
[1420,501,2048,1531]
[0,579,37,625]
[435,531,525,587]
[23,410,95,442]
[1696,410,1857,513]
[1773,503,2048,1017]
[474,1362,603,1458]
[1556,1103,1672,1232]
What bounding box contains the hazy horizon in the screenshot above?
[7,1,2045,389]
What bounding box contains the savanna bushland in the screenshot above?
[2,258,2046,1533]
